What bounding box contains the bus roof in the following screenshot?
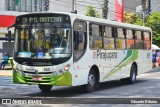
[17,12,151,32]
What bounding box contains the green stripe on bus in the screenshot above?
[102,50,138,80]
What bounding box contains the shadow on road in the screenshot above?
[25,79,147,98]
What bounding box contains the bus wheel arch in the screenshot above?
[82,65,100,92]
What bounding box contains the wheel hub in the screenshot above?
[88,74,95,88]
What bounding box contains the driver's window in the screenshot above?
[73,20,87,62]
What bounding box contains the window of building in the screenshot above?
[5,0,48,12]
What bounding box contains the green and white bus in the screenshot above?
[9,12,152,92]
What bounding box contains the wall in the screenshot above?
[0,0,5,11]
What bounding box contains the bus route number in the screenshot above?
[44,68,50,71]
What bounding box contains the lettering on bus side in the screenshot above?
[96,50,117,61]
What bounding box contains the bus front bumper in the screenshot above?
[12,70,72,86]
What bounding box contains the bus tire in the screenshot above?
[82,69,97,93]
[128,64,137,84]
[38,84,52,92]
[120,64,137,84]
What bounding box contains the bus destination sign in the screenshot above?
[16,14,70,24]
[21,17,62,23]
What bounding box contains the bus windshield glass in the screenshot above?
[14,14,71,62]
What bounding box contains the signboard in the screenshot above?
[16,14,70,24]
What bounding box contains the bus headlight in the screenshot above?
[52,69,66,76]
[64,66,69,71]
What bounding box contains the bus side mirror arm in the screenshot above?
[7,24,15,42]
[7,24,15,30]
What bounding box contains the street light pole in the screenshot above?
[72,0,76,12]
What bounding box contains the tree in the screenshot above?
[124,12,143,25]
[85,5,100,18]
[124,12,160,47]
[146,12,160,47]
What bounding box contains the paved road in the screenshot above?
[0,68,160,107]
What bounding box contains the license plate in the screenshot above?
[32,76,42,81]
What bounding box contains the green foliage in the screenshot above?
[85,5,100,18]
[124,12,160,47]
[146,12,160,47]
[124,12,143,25]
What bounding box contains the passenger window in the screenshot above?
[116,28,126,49]
[126,29,135,49]
[103,26,115,49]
[143,32,151,50]
[89,24,103,49]
[135,31,144,49]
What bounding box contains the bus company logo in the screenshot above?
[93,51,97,59]
[97,50,117,61]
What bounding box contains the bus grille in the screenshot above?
[23,71,53,76]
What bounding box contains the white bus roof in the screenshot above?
[18,12,151,32]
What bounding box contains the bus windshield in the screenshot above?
[13,14,72,65]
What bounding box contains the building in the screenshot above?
[0,0,51,57]
[124,0,141,13]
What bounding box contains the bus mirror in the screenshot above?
[7,24,15,30]
[8,31,12,42]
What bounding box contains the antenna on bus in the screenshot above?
[71,10,77,14]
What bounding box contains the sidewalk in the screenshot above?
[0,66,12,76]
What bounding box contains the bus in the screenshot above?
[8,12,152,92]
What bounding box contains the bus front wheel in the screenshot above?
[38,84,52,92]
[82,69,97,93]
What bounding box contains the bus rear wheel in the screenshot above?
[38,84,52,92]
[82,69,97,93]
[120,64,137,84]
[128,64,137,84]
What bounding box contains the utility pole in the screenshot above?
[103,0,108,19]
[148,0,151,15]
[72,0,77,13]
[142,0,147,26]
